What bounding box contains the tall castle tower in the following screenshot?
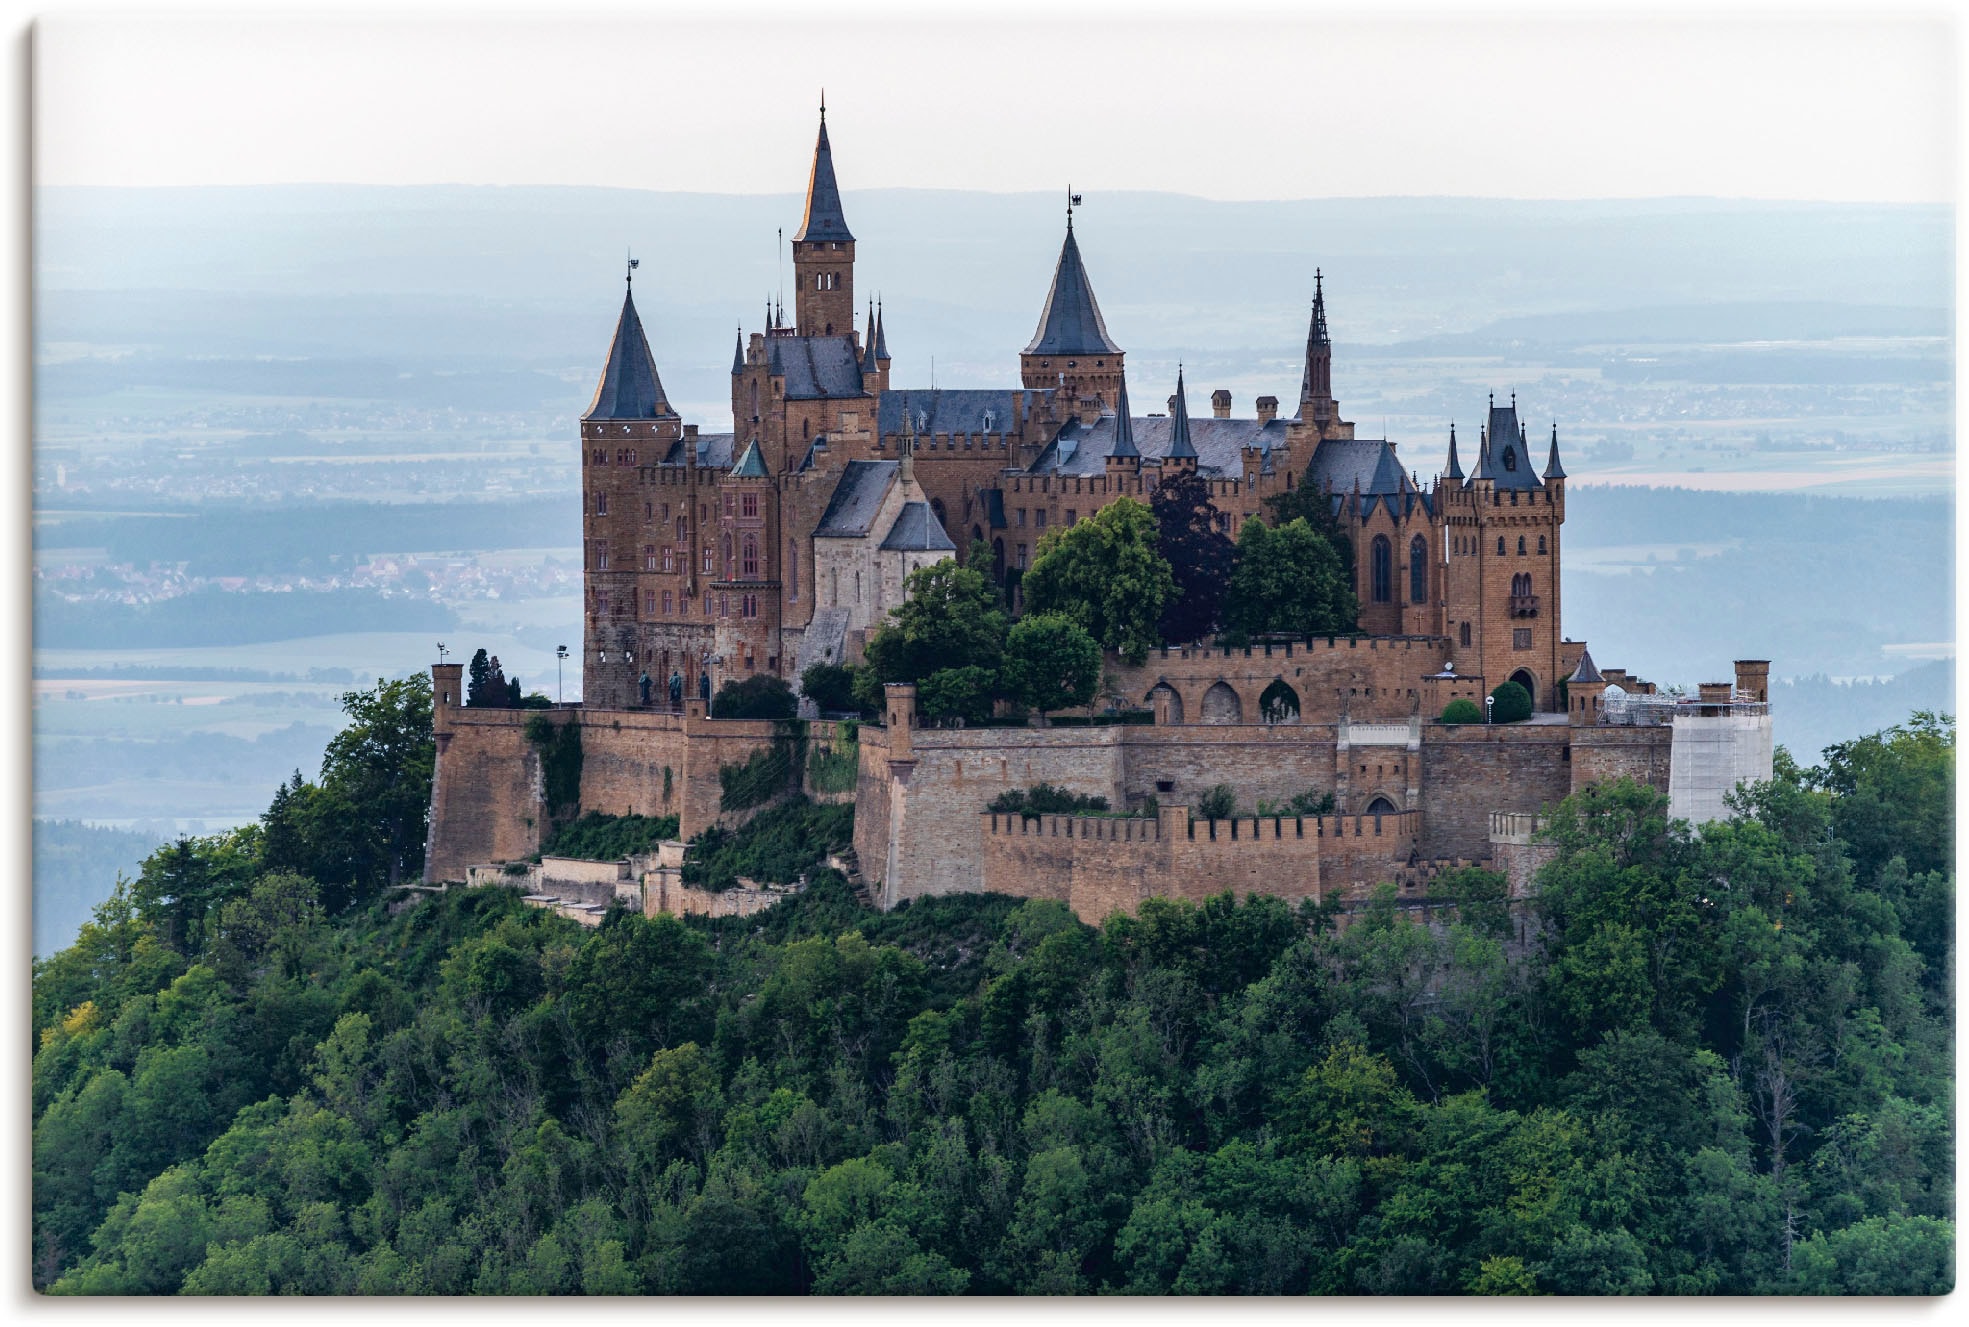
[580,269,685,707]
[1020,205,1124,409]
[1437,395,1567,711]
[1296,270,1352,441]
[791,102,855,338]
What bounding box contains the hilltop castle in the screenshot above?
[424,111,1774,924]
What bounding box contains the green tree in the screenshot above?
[1003,614,1101,717]
[800,663,862,715]
[1441,698,1482,725]
[864,559,1007,693]
[711,673,797,720]
[1224,517,1356,640]
[1022,496,1174,665]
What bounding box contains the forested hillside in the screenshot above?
[29,684,1954,1294]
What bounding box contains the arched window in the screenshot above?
[1517,536,1527,555]
[1409,536,1428,603]
[722,533,733,578]
[675,516,687,542]
[1496,536,1506,555]
[1538,535,1547,554]
[1460,622,1472,647]
[1371,536,1392,603]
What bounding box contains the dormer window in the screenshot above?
[1503,446,1517,471]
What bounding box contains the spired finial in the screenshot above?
[626,251,638,288]
[1489,391,1495,408]
[1315,266,1322,291]
[820,88,826,118]
[1511,389,1517,407]
[1067,183,1073,230]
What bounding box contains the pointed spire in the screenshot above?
[1444,422,1464,482]
[1167,366,1197,459]
[873,297,890,361]
[731,324,745,376]
[1567,647,1603,685]
[582,287,669,421]
[768,337,784,376]
[1109,373,1138,458]
[1024,218,1121,355]
[1310,268,1329,345]
[792,105,853,243]
[862,301,879,371]
[1543,421,1567,480]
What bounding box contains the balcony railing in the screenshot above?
[1509,594,1539,618]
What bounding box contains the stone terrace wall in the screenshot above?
[1115,723,1341,814]
[1571,723,1675,797]
[1416,720,1574,863]
[1106,634,1451,726]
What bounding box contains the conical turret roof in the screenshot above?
[1024,219,1121,356]
[1444,423,1464,482]
[1543,422,1567,480]
[792,111,853,243]
[583,289,670,421]
[730,438,769,478]
[1167,368,1196,459]
[1567,648,1603,684]
[1109,373,1138,458]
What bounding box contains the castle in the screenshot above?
[424,110,1775,924]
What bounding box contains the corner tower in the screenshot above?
[1020,203,1124,408]
[792,102,856,338]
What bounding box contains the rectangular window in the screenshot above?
[662,547,675,572]
[703,546,714,573]
[643,590,655,615]
[724,493,734,516]
[627,449,637,466]
[1017,543,1028,569]
[1065,509,1077,525]
[595,491,607,516]
[1034,509,1047,528]
[742,492,758,518]
[1513,628,1533,650]
[1016,508,1026,527]
[643,545,657,571]
[662,590,673,614]
[718,594,729,617]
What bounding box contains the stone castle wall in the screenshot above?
[1105,635,1451,726]
[977,804,1421,922]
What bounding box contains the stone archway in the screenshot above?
[1201,681,1243,725]
[1364,795,1398,817]
[1146,682,1184,723]
[1509,668,1538,708]
[1259,678,1301,725]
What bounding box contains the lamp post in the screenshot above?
[436,641,448,663]
[556,644,569,706]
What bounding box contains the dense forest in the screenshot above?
[29,678,1954,1294]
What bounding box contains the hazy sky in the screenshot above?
[33,8,1956,202]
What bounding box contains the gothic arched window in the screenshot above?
[722,533,733,578]
[1409,536,1428,604]
[1539,535,1547,554]
[1371,536,1392,603]
[1518,536,1527,555]
[1460,622,1472,647]
[1496,536,1506,556]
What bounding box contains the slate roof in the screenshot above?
[873,304,890,359]
[769,334,867,400]
[730,439,769,477]
[1443,425,1465,482]
[730,328,745,376]
[792,114,853,244]
[1305,437,1404,496]
[1027,414,1292,479]
[658,432,735,469]
[814,460,899,537]
[1470,401,1543,491]
[1567,648,1603,685]
[1166,370,1195,459]
[1110,375,1139,458]
[878,388,1039,438]
[1543,423,1567,480]
[582,290,671,421]
[879,501,957,552]
[1023,222,1122,356]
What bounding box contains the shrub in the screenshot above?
[712,674,797,721]
[1196,784,1237,821]
[523,714,583,817]
[682,798,855,891]
[986,784,1111,818]
[1488,681,1533,724]
[539,811,681,861]
[1441,698,1483,725]
[801,663,861,715]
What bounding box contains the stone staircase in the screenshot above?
[827,847,876,909]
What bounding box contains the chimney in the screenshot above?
[683,424,699,441]
[1211,389,1232,419]
[1255,395,1279,423]
[1698,682,1733,705]
[1733,659,1770,703]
